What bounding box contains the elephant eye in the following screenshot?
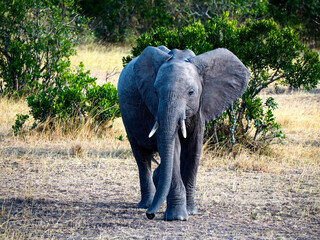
[188,89,195,96]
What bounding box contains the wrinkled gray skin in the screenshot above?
[118,46,250,221]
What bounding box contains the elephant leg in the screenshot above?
[164,136,188,221]
[180,125,204,215]
[129,138,156,209]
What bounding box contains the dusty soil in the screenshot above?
[0,139,319,239]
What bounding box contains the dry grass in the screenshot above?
[0,97,32,136]
[0,44,319,239]
[273,93,320,141]
[70,43,131,86]
[266,92,320,169]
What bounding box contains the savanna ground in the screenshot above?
[0,45,319,239]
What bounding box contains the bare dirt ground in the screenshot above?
[0,134,319,239]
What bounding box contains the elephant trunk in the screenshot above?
[146,102,182,219]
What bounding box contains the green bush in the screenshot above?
[86,83,120,123]
[26,63,120,129]
[124,16,320,149]
[12,114,29,136]
[0,0,88,95]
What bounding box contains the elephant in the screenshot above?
[117,46,250,221]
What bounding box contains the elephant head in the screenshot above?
[134,46,250,219]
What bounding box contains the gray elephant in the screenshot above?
[118,46,250,221]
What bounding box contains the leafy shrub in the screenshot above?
[26,63,120,129]
[12,114,29,136]
[0,0,88,95]
[86,83,120,123]
[124,16,320,149]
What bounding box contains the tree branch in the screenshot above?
[254,69,287,97]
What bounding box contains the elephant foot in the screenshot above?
[137,194,154,209]
[164,204,188,221]
[187,203,198,215]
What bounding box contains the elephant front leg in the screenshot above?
[181,153,200,215]
[182,167,199,215]
[130,140,156,209]
[180,125,204,215]
[164,136,188,221]
[137,161,156,209]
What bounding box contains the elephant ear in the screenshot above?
[134,46,171,116]
[189,48,250,124]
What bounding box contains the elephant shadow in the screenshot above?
[0,197,149,231]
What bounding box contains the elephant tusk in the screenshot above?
[148,121,159,138]
[181,119,187,138]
